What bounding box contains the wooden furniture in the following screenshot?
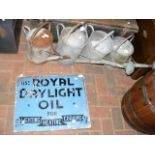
[131,19,155,80]
[122,70,155,134]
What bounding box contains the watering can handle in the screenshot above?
[93,30,114,49]
[30,22,52,44]
[56,22,93,43]
[63,22,94,40]
[62,22,87,41]
[86,24,94,37]
[129,35,135,42]
[114,34,135,52]
[57,22,87,41]
[67,22,85,34]
[23,26,31,36]
[56,23,65,40]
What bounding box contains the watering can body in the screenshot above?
[23,22,54,64]
[81,30,114,61]
[110,36,134,64]
[56,23,92,65]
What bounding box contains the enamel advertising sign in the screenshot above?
[14,75,91,132]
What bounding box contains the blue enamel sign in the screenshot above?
[14,75,91,132]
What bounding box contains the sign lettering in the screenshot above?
[14,75,91,131]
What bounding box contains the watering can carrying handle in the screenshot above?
[86,24,94,37]
[93,30,115,49]
[23,26,31,35]
[67,22,94,39]
[23,22,51,38]
[64,22,88,41]
[30,22,52,43]
[114,34,135,52]
[56,22,84,41]
[56,23,65,40]
[56,22,94,41]
[67,22,86,34]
